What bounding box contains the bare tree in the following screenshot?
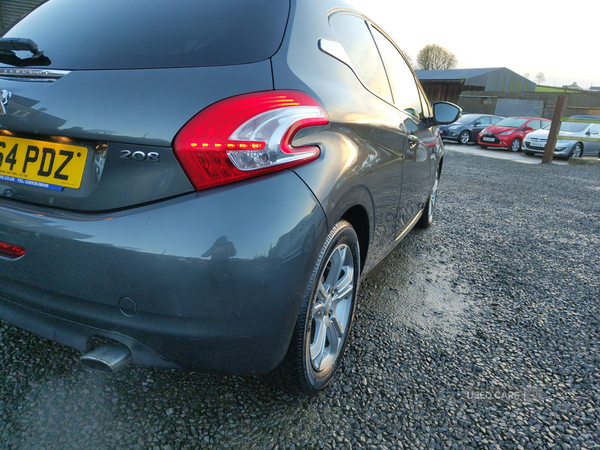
[523,72,530,80]
[416,44,457,70]
[400,49,413,68]
[535,72,545,84]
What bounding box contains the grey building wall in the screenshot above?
[417,68,536,103]
[459,91,600,118]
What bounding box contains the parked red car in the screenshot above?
[478,117,551,152]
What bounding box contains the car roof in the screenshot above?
[505,117,549,120]
[461,113,501,118]
[571,115,600,120]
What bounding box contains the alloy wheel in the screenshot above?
[428,170,439,222]
[509,138,521,152]
[308,243,354,372]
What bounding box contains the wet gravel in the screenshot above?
[1,148,600,449]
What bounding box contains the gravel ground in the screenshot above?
[1,148,599,449]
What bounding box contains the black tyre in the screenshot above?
[458,130,470,145]
[417,168,440,228]
[509,138,522,152]
[570,143,583,158]
[523,151,534,156]
[264,220,360,395]
[478,144,488,149]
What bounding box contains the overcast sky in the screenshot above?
[350,0,598,89]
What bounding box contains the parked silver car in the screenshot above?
[523,115,600,158]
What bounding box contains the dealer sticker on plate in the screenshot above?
[0,137,88,191]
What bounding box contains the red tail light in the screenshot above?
[173,90,329,191]
[0,241,25,259]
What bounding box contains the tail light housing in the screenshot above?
[173,90,329,191]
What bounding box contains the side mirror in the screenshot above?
[432,102,462,125]
[587,129,599,135]
[526,126,533,131]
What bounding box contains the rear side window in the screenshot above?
[329,14,392,103]
[1,0,290,70]
[371,28,422,119]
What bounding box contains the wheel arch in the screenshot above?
[324,184,374,273]
[340,205,369,271]
[459,129,471,141]
[569,142,584,158]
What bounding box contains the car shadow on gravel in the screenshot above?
[0,323,312,449]
[0,228,481,450]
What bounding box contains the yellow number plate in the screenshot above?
[0,137,88,191]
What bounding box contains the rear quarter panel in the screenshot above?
[272,0,414,275]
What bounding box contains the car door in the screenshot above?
[371,26,435,233]
[472,116,491,136]
[523,119,541,139]
[324,12,407,250]
[585,123,600,155]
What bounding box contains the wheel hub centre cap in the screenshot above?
[326,293,333,312]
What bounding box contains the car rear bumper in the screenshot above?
[0,170,326,375]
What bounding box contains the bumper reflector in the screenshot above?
[0,241,25,259]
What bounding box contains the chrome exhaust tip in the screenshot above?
[80,342,132,373]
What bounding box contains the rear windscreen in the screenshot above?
[1,0,290,70]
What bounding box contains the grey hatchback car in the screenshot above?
[0,0,459,394]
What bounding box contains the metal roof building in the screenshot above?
[416,68,536,104]
[0,0,45,32]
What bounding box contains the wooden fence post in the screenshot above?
[542,94,568,164]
